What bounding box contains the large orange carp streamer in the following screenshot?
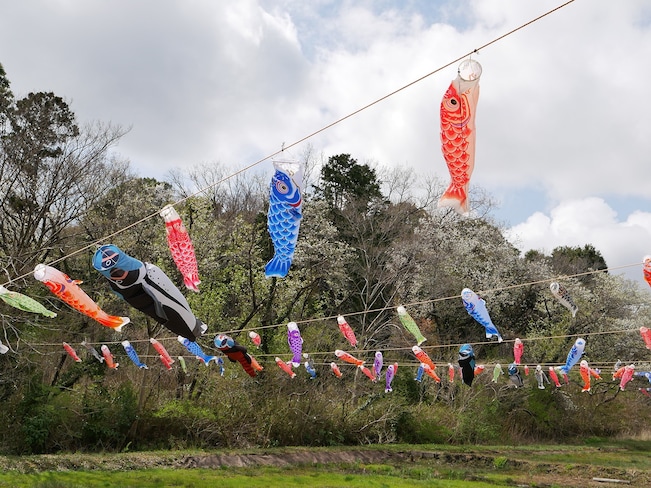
[438,59,482,215]
[34,264,130,331]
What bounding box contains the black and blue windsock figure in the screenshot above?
[92,244,207,341]
[508,362,524,388]
[458,343,476,386]
[214,333,261,377]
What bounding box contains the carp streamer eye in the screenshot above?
[443,97,460,112]
[275,179,289,194]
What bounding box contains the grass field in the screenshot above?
[0,438,648,487]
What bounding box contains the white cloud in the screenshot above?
[505,198,651,286]
[1,0,651,221]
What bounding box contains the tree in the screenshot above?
[550,244,607,281]
[0,68,132,390]
[0,81,130,280]
[313,154,382,210]
[0,63,13,129]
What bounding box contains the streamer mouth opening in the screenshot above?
[458,59,482,81]
[33,264,47,281]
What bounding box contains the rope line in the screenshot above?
[223,259,641,335]
[25,322,643,355]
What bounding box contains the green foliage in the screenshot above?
[551,244,608,275]
[152,399,220,447]
[492,456,508,469]
[81,382,138,450]
[503,387,569,441]
[0,62,14,117]
[452,386,502,444]
[13,379,79,454]
[313,153,383,210]
[395,405,452,444]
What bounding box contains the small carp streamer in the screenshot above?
[336,315,357,348]
[334,349,364,367]
[385,364,396,393]
[248,331,262,348]
[150,338,174,370]
[396,306,427,345]
[513,338,524,365]
[461,288,502,342]
[63,342,82,362]
[535,365,549,390]
[214,333,262,377]
[458,343,476,386]
[0,285,57,317]
[643,255,651,288]
[34,264,130,332]
[492,363,504,383]
[579,360,601,392]
[275,357,296,378]
[560,338,585,375]
[330,362,342,378]
[101,345,119,369]
[160,204,201,292]
[550,282,578,317]
[373,351,383,380]
[122,340,148,369]
[412,345,435,371]
[81,341,104,363]
[287,321,304,367]
[640,326,651,349]
[178,336,217,366]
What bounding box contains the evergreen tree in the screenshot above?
[313,153,382,210]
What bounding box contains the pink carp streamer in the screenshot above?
[337,315,357,348]
[160,204,200,292]
[275,357,296,378]
[614,364,635,391]
[34,264,129,332]
[644,255,651,288]
[448,363,455,383]
[513,338,524,365]
[63,342,82,362]
[330,362,342,378]
[548,367,561,388]
[249,331,262,348]
[641,327,651,350]
[101,345,119,369]
[150,338,174,369]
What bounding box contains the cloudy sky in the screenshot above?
[1,0,650,286]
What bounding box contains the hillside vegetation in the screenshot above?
[1,63,651,456]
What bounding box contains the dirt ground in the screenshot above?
[0,447,647,487]
[181,449,650,487]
